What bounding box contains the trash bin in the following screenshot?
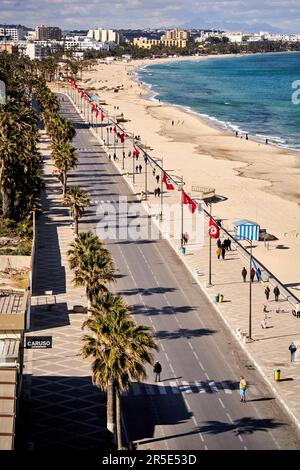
[182,247,186,255]
[219,294,224,303]
[274,369,281,381]
[214,295,219,303]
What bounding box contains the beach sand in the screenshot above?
[80,55,300,287]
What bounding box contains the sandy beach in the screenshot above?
[79,55,300,287]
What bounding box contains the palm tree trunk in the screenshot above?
[74,217,78,236]
[1,186,12,219]
[107,380,116,439]
[116,390,123,450]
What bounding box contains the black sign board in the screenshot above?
[26,336,52,349]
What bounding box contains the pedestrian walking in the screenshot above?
[264,285,270,300]
[157,187,161,197]
[184,232,189,245]
[227,238,232,250]
[154,188,157,198]
[152,168,156,177]
[242,267,247,282]
[250,267,255,282]
[113,153,117,161]
[139,164,142,173]
[123,151,126,160]
[256,267,262,281]
[274,286,280,302]
[128,150,131,157]
[154,361,162,382]
[156,174,160,184]
[239,376,247,403]
[136,165,139,173]
[216,247,222,260]
[289,342,297,362]
[235,131,238,137]
[217,238,222,248]
[261,319,267,329]
[221,246,226,260]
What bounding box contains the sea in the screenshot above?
[137,52,300,151]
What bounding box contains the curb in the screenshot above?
[60,89,300,435]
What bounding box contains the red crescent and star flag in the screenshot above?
[183,191,197,214]
[208,217,220,239]
[163,172,175,191]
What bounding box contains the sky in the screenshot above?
[0,0,300,32]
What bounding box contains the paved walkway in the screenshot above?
[60,88,300,431]
[22,131,110,450]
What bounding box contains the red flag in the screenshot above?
[95,110,99,118]
[208,217,220,239]
[120,133,125,144]
[163,172,175,190]
[183,191,197,214]
[101,112,105,122]
[113,126,117,134]
[84,94,88,101]
[91,103,95,111]
[133,145,140,158]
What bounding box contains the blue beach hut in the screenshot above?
[233,219,260,241]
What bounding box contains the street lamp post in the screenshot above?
[144,156,148,200]
[208,202,212,286]
[249,239,253,340]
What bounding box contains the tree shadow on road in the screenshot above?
[199,416,286,436]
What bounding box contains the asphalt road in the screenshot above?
[57,93,300,451]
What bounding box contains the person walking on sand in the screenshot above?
[216,247,222,260]
[217,238,222,248]
[156,174,160,184]
[239,376,247,402]
[274,286,280,302]
[242,267,247,282]
[154,361,162,382]
[265,285,270,300]
[289,342,297,363]
[261,318,267,329]
[221,246,226,260]
[250,267,255,283]
[136,165,139,173]
[139,164,142,173]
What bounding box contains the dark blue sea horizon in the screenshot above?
[137,52,300,150]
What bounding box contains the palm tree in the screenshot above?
[81,293,158,449]
[68,232,115,308]
[63,185,90,235]
[51,141,77,196]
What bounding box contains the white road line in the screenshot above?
[244,446,248,451]
[183,397,191,411]
[205,372,210,380]
[165,353,170,363]
[204,445,208,450]
[238,435,243,442]
[195,381,206,393]
[180,381,193,394]
[158,385,167,395]
[169,381,180,394]
[226,413,234,424]
[132,383,142,396]
[220,381,233,394]
[169,364,175,374]
[193,351,200,361]
[209,381,218,393]
[199,361,205,371]
[160,343,165,352]
[218,398,225,409]
[188,342,194,351]
[145,384,155,396]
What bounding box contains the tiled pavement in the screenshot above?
[22,131,110,450]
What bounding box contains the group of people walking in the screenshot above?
[216,238,232,260]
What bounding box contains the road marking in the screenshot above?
[195,381,206,393]
[209,381,218,393]
[188,342,194,351]
[160,343,165,352]
[205,372,210,381]
[158,385,167,395]
[238,435,243,442]
[193,351,200,361]
[244,446,248,451]
[218,398,225,409]
[145,384,155,395]
[183,397,191,411]
[220,381,233,394]
[165,353,170,363]
[169,381,180,394]
[132,383,142,396]
[226,413,234,424]
[180,381,193,394]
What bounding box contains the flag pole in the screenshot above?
[249,239,253,340]
[122,127,125,170]
[107,114,110,147]
[160,158,163,221]
[101,112,103,141]
[208,202,212,286]
[132,135,135,184]
[181,176,184,250]
[144,156,148,200]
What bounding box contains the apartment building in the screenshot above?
[35,25,62,41]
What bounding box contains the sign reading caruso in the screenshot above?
[26,336,52,349]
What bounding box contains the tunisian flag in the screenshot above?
[208,217,220,239]
[101,112,105,122]
[183,191,197,214]
[120,133,125,144]
[163,172,174,190]
[95,110,99,118]
[133,145,140,158]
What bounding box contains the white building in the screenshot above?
[0,26,26,41]
[87,28,119,44]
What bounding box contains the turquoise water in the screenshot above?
[138,52,300,150]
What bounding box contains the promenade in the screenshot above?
[22,130,109,450]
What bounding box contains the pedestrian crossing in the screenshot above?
[122,380,237,397]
